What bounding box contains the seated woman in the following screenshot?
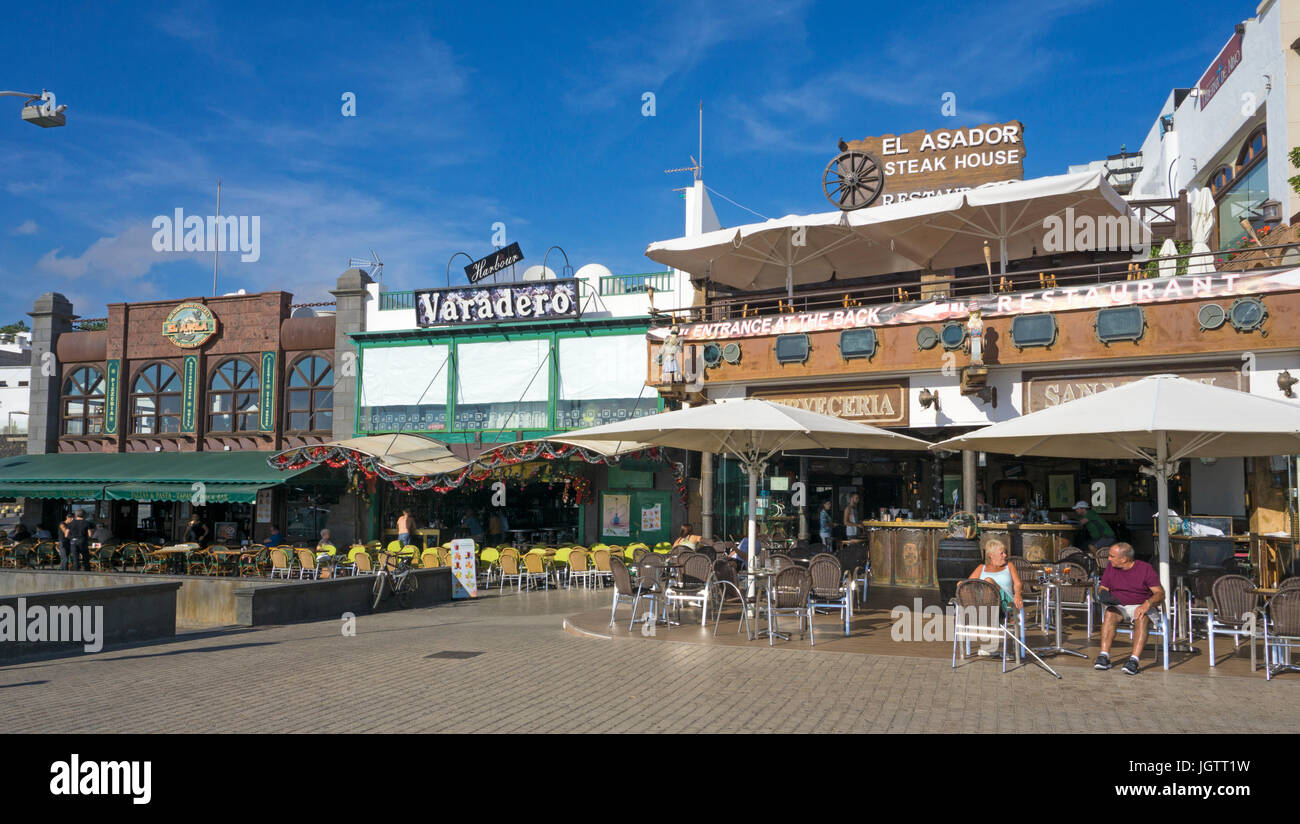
[967,539,1023,615]
[671,523,702,549]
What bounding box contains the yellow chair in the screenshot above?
[478,547,501,586]
[421,550,439,568]
[386,540,403,555]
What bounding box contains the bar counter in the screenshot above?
[862,520,1077,589]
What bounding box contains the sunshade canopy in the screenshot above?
[0,451,312,502]
[645,170,1130,292]
[932,375,1300,462]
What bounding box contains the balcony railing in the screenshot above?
[378,290,416,311]
[599,271,672,296]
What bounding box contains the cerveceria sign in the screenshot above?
[847,121,1025,205]
[753,381,909,426]
[465,242,524,284]
[415,279,579,327]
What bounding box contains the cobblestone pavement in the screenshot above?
[1,588,1296,733]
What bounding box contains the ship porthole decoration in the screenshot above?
[702,342,723,368]
[823,143,885,211]
[722,342,742,364]
[1228,297,1267,335]
[939,321,967,350]
[1196,303,1226,331]
[916,326,940,351]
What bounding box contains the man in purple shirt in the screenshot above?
[1094,542,1164,675]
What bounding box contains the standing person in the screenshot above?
[463,511,484,544]
[842,493,862,541]
[67,510,93,572]
[57,512,74,570]
[818,500,835,550]
[184,514,209,548]
[1072,501,1115,552]
[1094,542,1165,675]
[397,509,414,547]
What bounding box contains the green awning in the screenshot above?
[0,451,313,502]
[103,483,270,503]
[0,482,107,500]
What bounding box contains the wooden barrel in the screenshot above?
[937,538,981,603]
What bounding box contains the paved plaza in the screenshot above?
[1,588,1296,734]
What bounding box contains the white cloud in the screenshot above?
[11,220,37,235]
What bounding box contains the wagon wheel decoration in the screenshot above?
[822,148,884,210]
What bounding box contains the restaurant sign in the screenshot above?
[655,268,1300,343]
[1198,30,1243,110]
[181,355,198,433]
[258,351,277,431]
[415,279,579,327]
[1024,366,1247,413]
[847,121,1025,205]
[104,359,120,434]
[464,242,524,284]
[753,381,909,426]
[162,302,218,348]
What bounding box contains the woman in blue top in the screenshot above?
[967,538,1023,613]
[818,500,834,548]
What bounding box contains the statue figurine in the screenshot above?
[966,305,984,365]
[661,325,682,382]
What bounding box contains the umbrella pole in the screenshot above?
[747,465,758,602]
[1155,437,1172,607]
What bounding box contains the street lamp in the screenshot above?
[0,89,66,127]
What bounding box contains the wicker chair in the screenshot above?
[34,541,59,569]
[1009,556,1043,628]
[420,550,439,569]
[295,548,319,580]
[352,551,374,575]
[239,546,270,577]
[808,553,852,637]
[185,547,210,576]
[498,552,525,591]
[836,541,870,608]
[610,555,663,631]
[767,566,813,646]
[269,548,294,579]
[665,554,715,626]
[709,558,752,639]
[952,578,1011,670]
[1263,589,1300,680]
[1046,560,1094,638]
[1208,574,1260,670]
[591,548,613,587]
[770,553,796,574]
[136,545,164,575]
[520,552,549,591]
[568,548,596,589]
[631,547,650,565]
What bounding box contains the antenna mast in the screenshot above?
[212,178,221,296]
[698,100,702,180]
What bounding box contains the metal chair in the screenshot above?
[521,552,549,591]
[591,549,613,588]
[837,541,870,608]
[766,566,813,646]
[498,552,525,591]
[1108,602,1173,671]
[1262,589,1300,680]
[568,548,596,589]
[1009,556,1043,629]
[807,553,852,637]
[665,554,714,625]
[1207,574,1260,670]
[609,555,663,631]
[268,548,294,579]
[952,579,1059,677]
[709,558,752,640]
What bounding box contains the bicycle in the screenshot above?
[372,553,419,610]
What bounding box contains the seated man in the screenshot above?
[1094,542,1164,675]
[264,526,284,547]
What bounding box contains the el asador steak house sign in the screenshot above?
[847,121,1025,205]
[651,269,1300,343]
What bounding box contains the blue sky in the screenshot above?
[0,0,1256,323]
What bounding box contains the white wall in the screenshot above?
[0,365,30,434]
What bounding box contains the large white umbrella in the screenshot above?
[1187,187,1216,275]
[560,398,931,582]
[646,170,1132,296]
[932,375,1300,599]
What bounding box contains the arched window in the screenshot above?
[61,367,104,436]
[131,363,182,434]
[1209,165,1233,195]
[1236,127,1266,172]
[286,355,333,432]
[209,358,260,432]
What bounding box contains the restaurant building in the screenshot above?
[335,259,694,548]
[1,278,369,545]
[642,112,1300,587]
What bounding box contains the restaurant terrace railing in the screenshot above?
[378,290,416,311]
[599,271,673,296]
[658,238,1299,323]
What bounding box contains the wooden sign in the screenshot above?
[1023,366,1247,413]
[847,121,1025,205]
[752,381,909,426]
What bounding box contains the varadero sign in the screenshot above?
[847,121,1025,205]
[415,279,579,327]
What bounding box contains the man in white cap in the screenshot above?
[1073,500,1115,552]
